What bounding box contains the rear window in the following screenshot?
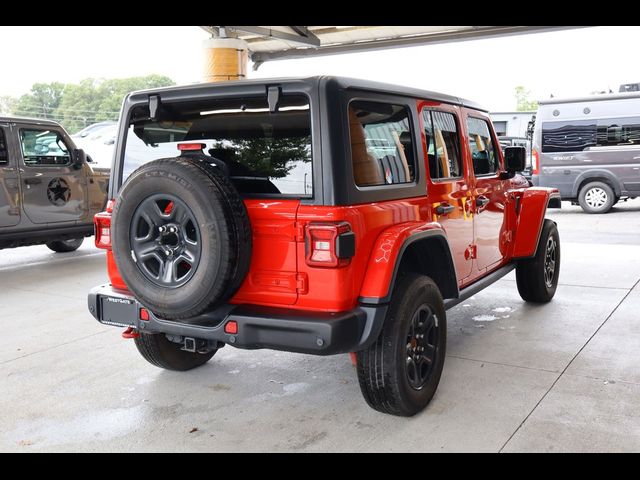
[121,94,312,197]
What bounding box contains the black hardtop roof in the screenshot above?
[0,116,62,127]
[126,76,487,112]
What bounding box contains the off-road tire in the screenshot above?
[356,274,447,416]
[516,219,560,303]
[112,157,251,320]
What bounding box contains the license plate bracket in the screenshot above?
[99,295,137,327]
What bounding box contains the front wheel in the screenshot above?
[516,219,560,303]
[356,273,447,417]
[134,333,216,371]
[46,238,84,252]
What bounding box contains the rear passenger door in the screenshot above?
[0,124,20,227]
[421,104,474,281]
[465,113,508,272]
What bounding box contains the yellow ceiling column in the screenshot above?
[202,37,249,82]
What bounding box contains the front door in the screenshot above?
[0,125,20,227]
[18,127,86,224]
[421,104,474,282]
[465,114,508,272]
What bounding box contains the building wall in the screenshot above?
[490,112,535,138]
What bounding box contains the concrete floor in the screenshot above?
[1,201,639,452]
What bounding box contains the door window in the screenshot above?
[423,110,462,180]
[20,129,71,166]
[467,117,499,175]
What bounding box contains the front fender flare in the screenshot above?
[512,187,560,258]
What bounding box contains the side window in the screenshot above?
[467,117,499,175]
[596,117,640,147]
[0,128,7,166]
[349,100,415,187]
[423,110,462,180]
[542,120,597,153]
[20,129,71,166]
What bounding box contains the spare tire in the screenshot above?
[112,157,251,320]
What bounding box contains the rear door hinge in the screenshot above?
[294,222,306,242]
[296,273,308,294]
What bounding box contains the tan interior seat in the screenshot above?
[349,108,384,186]
[435,128,450,178]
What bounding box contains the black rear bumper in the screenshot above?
[88,284,387,355]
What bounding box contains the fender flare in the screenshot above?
[571,169,623,198]
[359,225,459,305]
[512,187,560,259]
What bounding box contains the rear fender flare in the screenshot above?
[359,223,458,305]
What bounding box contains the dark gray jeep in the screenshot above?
[0,116,109,251]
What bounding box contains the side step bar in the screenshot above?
[444,263,515,310]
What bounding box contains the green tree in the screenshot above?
[11,75,175,133]
[56,75,175,133]
[0,96,16,115]
[515,86,539,112]
[13,82,65,119]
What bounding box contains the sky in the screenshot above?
[0,26,638,111]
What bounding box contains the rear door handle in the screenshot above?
[24,178,42,185]
[435,203,456,215]
[476,195,490,208]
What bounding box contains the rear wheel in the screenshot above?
[134,333,216,371]
[578,181,615,214]
[516,219,560,303]
[356,274,446,416]
[46,238,84,252]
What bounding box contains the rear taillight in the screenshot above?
[532,149,539,175]
[305,222,355,268]
[94,199,115,250]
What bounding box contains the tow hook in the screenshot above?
[122,327,140,339]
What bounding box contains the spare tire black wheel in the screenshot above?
[112,157,251,320]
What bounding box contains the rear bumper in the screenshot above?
[88,284,387,356]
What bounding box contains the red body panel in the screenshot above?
[231,199,300,306]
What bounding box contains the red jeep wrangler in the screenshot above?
[88,77,560,416]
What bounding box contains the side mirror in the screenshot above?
[72,148,86,170]
[504,146,526,172]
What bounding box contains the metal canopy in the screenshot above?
[199,26,586,68]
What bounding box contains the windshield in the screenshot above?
[121,94,312,197]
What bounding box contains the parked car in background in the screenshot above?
[88,77,560,417]
[73,123,117,169]
[72,121,117,140]
[532,92,640,213]
[0,116,109,251]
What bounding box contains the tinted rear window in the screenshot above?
[122,95,312,197]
